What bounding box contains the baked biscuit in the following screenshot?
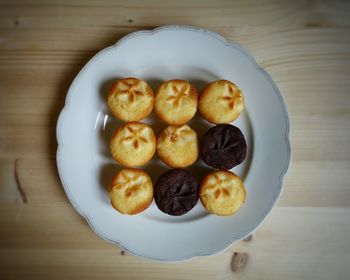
[201,124,247,169]
[154,169,199,216]
[157,124,199,168]
[110,122,156,167]
[199,80,244,124]
[109,168,153,215]
[108,77,154,121]
[154,80,198,125]
[200,170,246,216]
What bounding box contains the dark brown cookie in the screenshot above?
[200,124,247,169]
[154,169,199,216]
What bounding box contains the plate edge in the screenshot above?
[56,25,292,262]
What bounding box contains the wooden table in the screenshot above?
[1,1,350,279]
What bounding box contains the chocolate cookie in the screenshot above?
[154,169,199,216]
[201,124,247,169]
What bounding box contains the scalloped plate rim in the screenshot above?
[56,25,291,262]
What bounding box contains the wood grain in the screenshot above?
[0,0,350,279]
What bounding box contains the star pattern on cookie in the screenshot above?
[118,79,144,103]
[112,171,147,198]
[167,125,195,143]
[165,83,190,108]
[204,173,234,199]
[220,84,242,109]
[120,125,150,149]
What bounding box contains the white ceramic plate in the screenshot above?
[57,26,291,261]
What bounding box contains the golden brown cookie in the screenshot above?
[109,168,153,215]
[154,79,198,125]
[157,124,199,168]
[199,80,244,124]
[110,122,156,167]
[200,170,246,216]
[108,77,154,121]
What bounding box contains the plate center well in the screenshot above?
[92,65,254,223]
